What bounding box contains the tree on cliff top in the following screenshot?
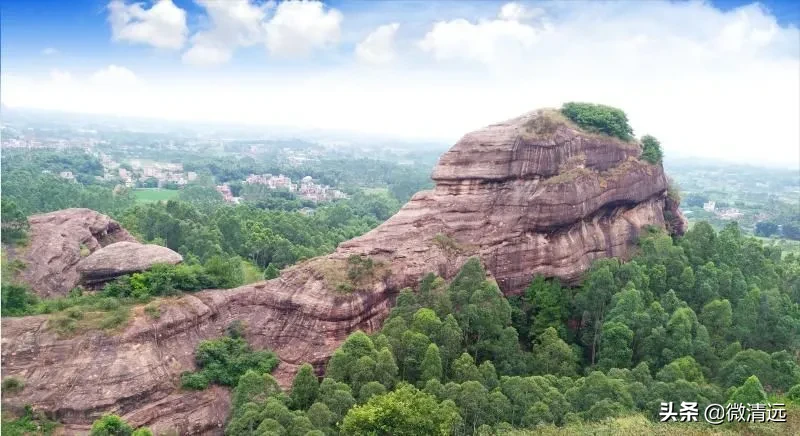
[560,102,634,141]
[640,135,664,164]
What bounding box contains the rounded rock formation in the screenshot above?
[13,208,136,298]
[76,241,184,285]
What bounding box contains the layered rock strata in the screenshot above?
[1,109,684,434]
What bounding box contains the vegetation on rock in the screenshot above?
[640,134,664,164]
[181,326,279,390]
[216,222,799,435]
[560,102,634,141]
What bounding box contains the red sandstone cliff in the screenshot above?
[1,109,684,434]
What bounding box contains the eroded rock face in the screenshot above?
[1,109,685,434]
[15,208,136,298]
[77,241,183,285]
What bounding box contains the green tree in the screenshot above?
[598,321,634,370]
[576,262,617,365]
[232,370,281,410]
[0,199,29,243]
[728,375,767,404]
[451,353,481,383]
[306,402,335,431]
[531,327,578,376]
[264,264,280,280]
[290,363,319,410]
[374,348,399,389]
[359,381,387,403]
[420,343,443,383]
[90,414,133,436]
[640,135,663,164]
[341,384,459,435]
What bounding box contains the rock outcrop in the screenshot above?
[13,208,136,298]
[1,109,685,434]
[77,241,184,285]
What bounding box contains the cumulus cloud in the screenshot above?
[182,0,342,65]
[182,0,271,66]
[108,0,188,50]
[418,2,549,64]
[264,0,342,57]
[356,23,400,64]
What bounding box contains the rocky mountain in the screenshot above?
[1,109,684,434]
[13,209,136,298]
[8,209,184,297]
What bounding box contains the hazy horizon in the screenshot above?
[2,0,799,168]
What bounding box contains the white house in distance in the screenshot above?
[703,201,716,212]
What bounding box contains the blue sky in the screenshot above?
[1,1,798,167]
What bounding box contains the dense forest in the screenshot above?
[15,223,793,435]
[197,223,800,435]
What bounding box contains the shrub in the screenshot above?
[1,283,38,316]
[181,372,210,390]
[788,384,800,404]
[183,328,279,390]
[2,376,25,394]
[560,102,634,141]
[90,414,133,436]
[640,134,664,164]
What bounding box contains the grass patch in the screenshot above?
[133,188,180,203]
[541,156,649,187]
[241,260,264,285]
[1,406,59,436]
[307,255,390,294]
[2,376,25,395]
[144,301,162,319]
[499,407,800,435]
[523,109,639,150]
[46,300,132,338]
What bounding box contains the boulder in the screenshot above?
[14,208,136,298]
[76,241,183,284]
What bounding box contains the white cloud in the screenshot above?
[5,1,800,167]
[41,47,58,56]
[90,65,139,87]
[182,0,271,66]
[419,3,549,64]
[356,23,400,64]
[108,0,188,50]
[264,0,342,57]
[49,69,72,84]
[498,2,543,22]
[182,0,342,64]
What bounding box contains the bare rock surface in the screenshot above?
[76,241,183,284]
[14,208,136,298]
[1,109,685,434]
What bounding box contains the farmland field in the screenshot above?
[133,188,180,203]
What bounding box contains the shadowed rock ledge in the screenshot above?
[1,108,685,434]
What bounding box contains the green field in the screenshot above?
[133,189,180,203]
